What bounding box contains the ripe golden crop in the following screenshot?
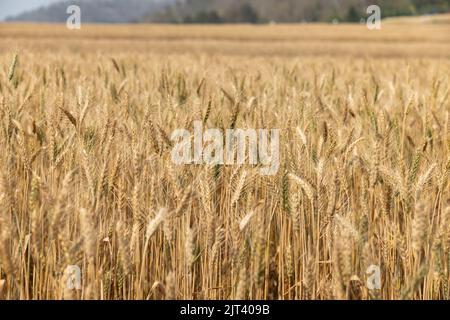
[0,22,449,300]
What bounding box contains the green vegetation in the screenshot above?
[147,0,450,23]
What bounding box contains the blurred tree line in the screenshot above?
[148,0,450,23]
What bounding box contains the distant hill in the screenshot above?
[145,0,450,23]
[6,0,174,23]
[5,0,450,24]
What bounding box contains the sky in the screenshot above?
[0,0,61,20]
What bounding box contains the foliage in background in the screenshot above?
[148,0,450,23]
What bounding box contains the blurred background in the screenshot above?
[1,0,449,24]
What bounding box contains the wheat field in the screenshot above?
[0,22,449,300]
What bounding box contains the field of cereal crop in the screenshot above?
[0,21,449,300]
